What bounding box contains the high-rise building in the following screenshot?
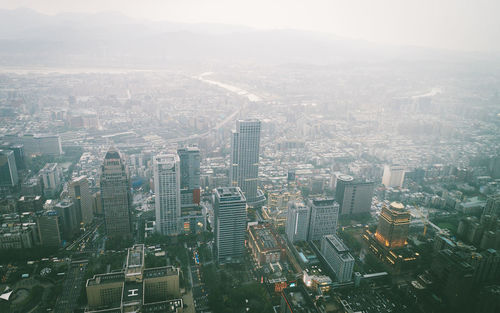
[307,198,339,241]
[54,200,79,239]
[69,176,94,225]
[335,175,374,216]
[321,234,355,283]
[375,202,410,249]
[100,148,132,238]
[230,120,261,203]
[382,165,406,188]
[0,149,18,187]
[36,210,62,248]
[286,201,310,243]
[177,147,201,207]
[153,154,181,236]
[39,163,63,197]
[214,187,247,264]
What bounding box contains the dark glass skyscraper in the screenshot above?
[100,148,132,238]
[230,119,261,203]
[214,187,247,264]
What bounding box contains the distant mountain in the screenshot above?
[0,8,497,68]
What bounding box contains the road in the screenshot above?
[54,261,88,313]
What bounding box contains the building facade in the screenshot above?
[375,202,410,249]
[382,165,406,188]
[230,120,261,203]
[307,198,339,241]
[321,234,355,283]
[100,148,132,238]
[214,187,247,264]
[0,149,18,188]
[335,175,374,216]
[286,201,310,243]
[69,175,94,225]
[154,154,181,236]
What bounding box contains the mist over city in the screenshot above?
[0,1,499,313]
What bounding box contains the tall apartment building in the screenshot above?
[382,165,406,188]
[321,234,355,283]
[483,194,500,217]
[230,120,261,203]
[335,175,374,216]
[100,148,132,238]
[153,154,181,236]
[285,201,310,243]
[214,187,247,264]
[307,198,339,241]
[375,202,410,249]
[69,176,94,225]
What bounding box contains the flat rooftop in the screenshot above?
[143,266,178,279]
[126,244,144,268]
[122,281,143,304]
[215,187,245,201]
[282,287,319,313]
[87,272,125,286]
[142,299,183,313]
[324,235,350,253]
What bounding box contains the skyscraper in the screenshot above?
[177,147,201,207]
[230,120,261,203]
[382,165,406,188]
[153,154,181,236]
[214,187,247,264]
[375,202,410,248]
[100,148,132,238]
[307,198,339,241]
[285,201,310,243]
[69,176,94,225]
[335,175,374,216]
[0,149,18,188]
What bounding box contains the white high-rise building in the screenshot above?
[154,154,181,236]
[321,234,355,283]
[285,202,310,243]
[307,198,339,241]
[382,165,406,188]
[230,120,261,203]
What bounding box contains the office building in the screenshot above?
[321,234,355,283]
[375,202,410,249]
[335,175,374,216]
[214,187,247,264]
[39,163,63,198]
[178,147,201,207]
[286,201,310,243]
[307,198,339,241]
[54,200,79,239]
[230,120,261,203]
[36,210,62,248]
[12,134,63,157]
[280,286,319,313]
[153,154,181,236]
[100,148,132,238]
[248,224,285,266]
[86,244,182,312]
[382,165,406,188]
[0,225,34,249]
[69,176,94,225]
[0,149,18,187]
[0,143,25,170]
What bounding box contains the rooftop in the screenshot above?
[282,286,319,313]
[87,272,125,286]
[143,266,178,279]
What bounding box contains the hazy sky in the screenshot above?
[1,0,499,52]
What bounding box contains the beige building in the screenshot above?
[86,244,182,312]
